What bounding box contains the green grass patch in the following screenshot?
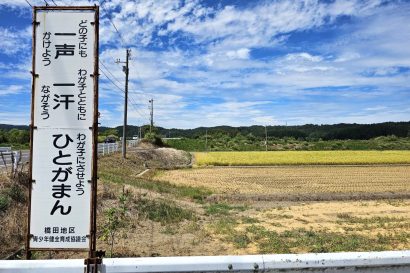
[241,216,260,224]
[265,213,293,220]
[6,183,26,203]
[336,214,410,229]
[231,233,251,248]
[134,198,195,224]
[215,224,410,253]
[211,218,238,235]
[0,183,25,213]
[205,202,247,216]
[0,193,10,213]
[99,171,212,202]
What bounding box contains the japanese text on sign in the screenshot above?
[30,9,96,249]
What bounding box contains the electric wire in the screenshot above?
[54,0,146,123]
[98,0,154,117]
[24,0,33,7]
[98,0,152,124]
[99,60,150,121]
[99,0,126,46]
[25,0,149,125]
[99,67,146,119]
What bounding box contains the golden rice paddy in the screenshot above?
[194,151,410,166]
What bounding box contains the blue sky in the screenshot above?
[0,0,409,128]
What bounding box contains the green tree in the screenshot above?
[103,128,119,137]
[0,129,7,143]
[7,129,29,144]
[101,191,129,257]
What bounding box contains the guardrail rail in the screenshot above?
[1,250,410,273]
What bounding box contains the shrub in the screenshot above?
[7,183,25,203]
[0,194,10,213]
[144,132,166,147]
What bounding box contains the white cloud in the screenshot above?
[1,0,409,128]
[0,26,31,55]
[226,48,250,60]
[252,116,278,125]
[0,85,27,96]
[364,106,387,111]
[0,0,28,7]
[285,52,322,62]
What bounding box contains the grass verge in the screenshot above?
[205,203,247,216]
[211,222,410,253]
[99,171,211,201]
[134,197,196,224]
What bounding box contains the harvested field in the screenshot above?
[3,153,410,259]
[194,151,410,166]
[154,165,410,200]
[208,199,410,254]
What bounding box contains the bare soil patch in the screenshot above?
[127,145,192,169]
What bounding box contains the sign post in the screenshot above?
[27,6,99,260]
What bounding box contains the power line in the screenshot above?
[24,0,33,7]
[99,60,123,86]
[100,60,150,114]
[99,67,146,119]
[26,0,148,126]
[100,60,150,120]
[99,0,153,110]
[98,1,151,120]
[100,60,147,106]
[98,0,157,126]
[99,67,124,94]
[99,0,126,46]
[128,63,152,101]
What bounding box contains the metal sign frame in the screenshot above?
[26,5,99,260]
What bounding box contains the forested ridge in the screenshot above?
[2,121,409,142]
[106,121,410,140]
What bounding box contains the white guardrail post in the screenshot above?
[97,142,123,156]
[1,251,410,273]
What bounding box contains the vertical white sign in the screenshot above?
[30,9,96,249]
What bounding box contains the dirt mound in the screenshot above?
[137,140,157,150]
[132,147,192,169]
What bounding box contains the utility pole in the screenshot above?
[205,129,208,152]
[116,49,131,159]
[265,125,268,151]
[149,98,154,133]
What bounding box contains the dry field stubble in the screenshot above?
[154,165,410,200]
[208,199,410,254]
[3,150,410,258]
[94,182,410,256]
[151,161,410,254]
